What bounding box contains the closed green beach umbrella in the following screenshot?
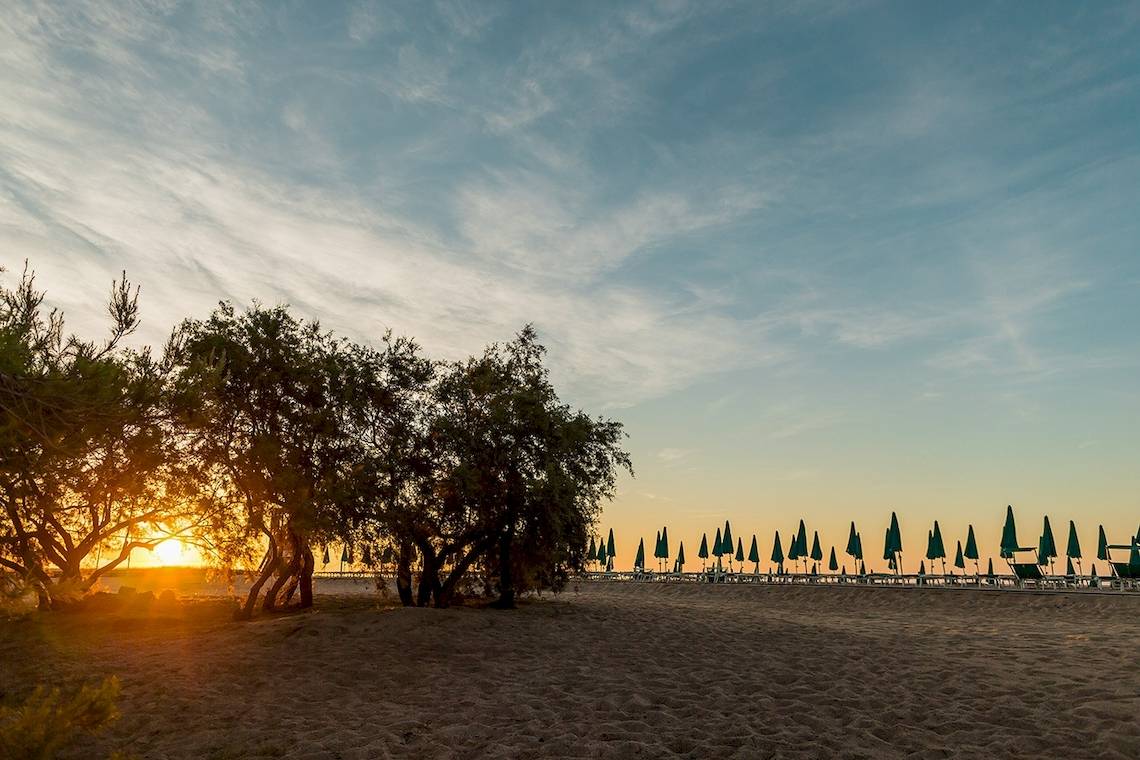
[723,521,734,555]
[1000,505,1019,559]
[771,531,785,566]
[713,527,724,557]
[1039,516,1058,570]
[677,542,685,568]
[931,521,946,571]
[634,538,645,571]
[597,540,607,565]
[925,530,935,562]
[661,527,669,561]
[795,520,808,559]
[954,541,965,570]
[735,537,745,563]
[788,527,800,561]
[887,512,903,555]
[1065,521,1081,559]
[883,528,893,561]
[748,535,760,564]
[964,525,979,561]
[1096,525,1108,561]
[810,532,823,562]
[588,536,597,561]
[322,546,330,565]
[918,560,926,575]
[341,546,349,563]
[845,522,859,560]
[828,547,838,572]
[698,533,709,561]
[607,528,616,559]
[986,558,995,578]
[854,532,864,561]
[654,531,662,560]
[1065,556,1075,576]
[1090,564,1099,588]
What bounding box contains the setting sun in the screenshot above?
[154,539,184,566]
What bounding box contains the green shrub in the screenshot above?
[0,677,121,759]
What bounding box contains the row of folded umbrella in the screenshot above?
[589,506,1140,575]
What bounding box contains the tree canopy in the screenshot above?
[1,264,631,614]
[1,266,202,607]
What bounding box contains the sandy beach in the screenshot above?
[2,576,1138,759]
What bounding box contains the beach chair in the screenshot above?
[1005,547,1045,588]
[1104,540,1140,588]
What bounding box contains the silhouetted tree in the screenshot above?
[0,265,195,608]
[422,327,631,608]
[169,303,370,618]
[344,334,435,607]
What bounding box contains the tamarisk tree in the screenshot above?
[0,265,191,608]
[418,327,631,608]
[170,303,371,618]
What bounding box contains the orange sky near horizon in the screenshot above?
[115,503,1137,576]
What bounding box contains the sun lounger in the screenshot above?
[1005,547,1045,587]
[1105,542,1140,587]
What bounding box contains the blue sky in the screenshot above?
[2,1,1139,567]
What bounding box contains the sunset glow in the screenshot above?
[154,539,184,567]
[2,4,1138,758]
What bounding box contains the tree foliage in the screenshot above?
[2,263,631,615]
[0,265,197,608]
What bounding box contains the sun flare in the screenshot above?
[154,539,184,566]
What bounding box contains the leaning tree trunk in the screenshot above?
[238,537,279,620]
[262,529,301,613]
[436,536,494,609]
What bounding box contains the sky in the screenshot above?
[2,1,1139,571]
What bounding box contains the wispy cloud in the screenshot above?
[1,0,1138,423]
[656,448,695,463]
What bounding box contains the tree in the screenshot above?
[412,327,630,608]
[169,302,372,618]
[342,335,435,607]
[1,265,193,608]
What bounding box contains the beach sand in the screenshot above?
[3,577,1139,759]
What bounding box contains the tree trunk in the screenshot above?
[395,540,414,607]
[416,548,440,608]
[262,557,299,612]
[437,536,495,608]
[263,529,301,612]
[238,543,279,620]
[493,524,515,609]
[298,541,315,608]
